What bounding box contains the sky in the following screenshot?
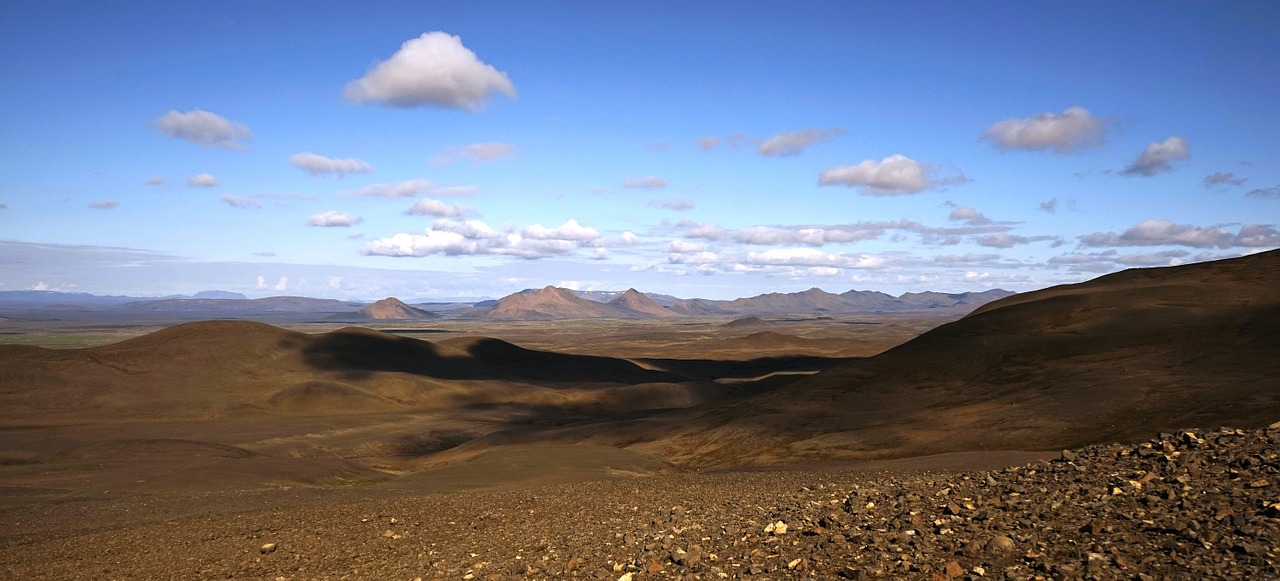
[1,1,1278,301]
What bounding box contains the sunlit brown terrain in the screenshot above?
[1,250,1278,579]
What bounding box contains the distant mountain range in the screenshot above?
[0,286,1014,321]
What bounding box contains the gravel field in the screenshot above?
[3,425,1277,580]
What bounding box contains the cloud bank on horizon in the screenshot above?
[0,2,1277,300]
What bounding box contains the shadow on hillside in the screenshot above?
[299,328,858,385]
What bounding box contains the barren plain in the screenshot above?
[1,250,1278,579]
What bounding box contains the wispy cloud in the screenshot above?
[623,176,667,190]
[220,194,261,209]
[1202,172,1246,188]
[89,199,118,209]
[307,210,363,227]
[405,199,476,218]
[290,152,372,178]
[338,179,477,198]
[153,108,251,150]
[649,199,694,211]
[430,142,517,165]
[756,127,844,157]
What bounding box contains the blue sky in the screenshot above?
[1,1,1277,300]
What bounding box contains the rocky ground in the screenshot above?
[3,425,1279,580]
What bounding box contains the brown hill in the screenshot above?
[0,321,686,420]
[667,298,731,316]
[638,249,1280,466]
[723,287,849,314]
[722,316,774,329]
[355,297,438,320]
[606,288,680,317]
[482,286,641,320]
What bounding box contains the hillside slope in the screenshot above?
[638,250,1280,466]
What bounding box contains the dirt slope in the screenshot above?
[639,249,1280,466]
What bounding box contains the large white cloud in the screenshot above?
[290,153,373,178]
[307,211,363,227]
[338,179,477,198]
[1080,219,1278,248]
[756,128,844,157]
[430,142,517,165]
[981,106,1107,153]
[818,154,933,195]
[153,109,251,150]
[363,218,601,259]
[1122,136,1190,177]
[343,32,516,111]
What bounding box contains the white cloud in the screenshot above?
[220,194,261,209]
[681,221,727,241]
[734,226,792,245]
[818,154,933,195]
[430,142,517,165]
[145,176,165,186]
[405,198,475,218]
[589,248,610,260]
[255,276,267,290]
[1080,219,1279,248]
[696,136,720,150]
[31,281,49,291]
[338,179,477,198]
[981,106,1107,153]
[343,31,516,111]
[744,248,885,269]
[977,233,1030,248]
[290,153,373,178]
[1122,136,1190,177]
[756,127,843,157]
[1202,172,1246,188]
[153,108,251,150]
[89,199,118,209]
[307,210,363,227]
[623,176,667,190]
[649,199,694,211]
[948,206,991,225]
[1246,186,1280,199]
[187,173,219,188]
[522,219,600,241]
[274,276,289,292]
[667,240,706,253]
[1038,198,1059,213]
[363,218,601,259]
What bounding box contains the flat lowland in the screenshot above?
[1,250,1278,579]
